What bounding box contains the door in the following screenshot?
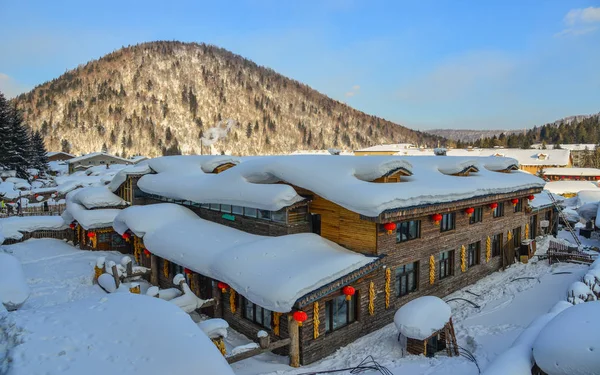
[311,214,321,235]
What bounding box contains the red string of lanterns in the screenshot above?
[464,207,475,217]
[383,222,396,234]
[217,282,229,293]
[431,213,442,225]
[293,311,308,326]
[342,285,356,301]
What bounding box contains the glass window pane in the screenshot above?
[220,204,231,213]
[255,306,263,323]
[263,309,272,328]
[232,205,243,215]
[333,296,347,329]
[348,297,355,322]
[245,207,257,217]
[245,300,254,320]
[210,203,220,211]
[325,302,331,332]
[408,273,415,292]
[272,209,286,223]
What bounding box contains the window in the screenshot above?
[272,209,287,223]
[493,202,505,218]
[231,205,243,215]
[209,203,220,211]
[201,203,210,209]
[467,241,480,267]
[514,199,522,213]
[220,204,231,213]
[492,233,502,257]
[469,207,483,224]
[530,215,537,238]
[111,233,126,247]
[395,262,419,297]
[98,232,111,243]
[325,294,356,333]
[396,220,420,243]
[440,213,455,232]
[243,299,272,330]
[169,262,183,277]
[439,250,454,280]
[244,207,257,218]
[513,227,521,247]
[258,209,271,220]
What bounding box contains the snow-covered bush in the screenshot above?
[567,281,596,304]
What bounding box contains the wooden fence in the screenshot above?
[0,204,66,218]
[2,229,73,245]
[547,240,596,265]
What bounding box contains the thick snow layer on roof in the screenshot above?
[113,203,198,237]
[482,301,571,375]
[70,186,127,209]
[544,167,600,176]
[544,181,599,195]
[47,151,74,157]
[0,253,30,310]
[577,202,598,222]
[67,152,132,164]
[448,148,571,166]
[138,155,544,217]
[0,216,67,241]
[8,293,235,375]
[533,301,600,375]
[62,190,122,229]
[532,143,597,151]
[577,190,600,206]
[198,318,229,339]
[107,163,152,192]
[0,182,20,200]
[356,143,417,152]
[530,191,563,209]
[116,203,377,312]
[394,296,451,340]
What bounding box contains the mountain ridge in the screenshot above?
[12,41,443,157]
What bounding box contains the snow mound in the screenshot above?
[70,186,127,209]
[8,293,235,375]
[62,189,122,229]
[394,296,451,340]
[0,216,67,240]
[198,318,229,339]
[533,301,600,375]
[0,253,30,310]
[112,203,198,237]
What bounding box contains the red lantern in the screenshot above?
[122,232,131,240]
[511,198,519,207]
[489,202,498,210]
[69,223,76,230]
[342,286,355,301]
[34,194,39,198]
[184,268,192,275]
[528,195,535,201]
[293,311,308,327]
[383,222,396,234]
[87,232,96,238]
[595,176,600,181]
[143,249,150,257]
[432,213,443,225]
[465,207,475,217]
[217,282,229,293]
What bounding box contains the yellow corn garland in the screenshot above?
[273,312,281,336]
[429,255,435,284]
[460,245,466,272]
[368,281,375,316]
[486,236,491,263]
[94,265,103,281]
[129,284,140,294]
[313,302,320,339]
[211,338,227,356]
[163,260,169,278]
[507,230,513,242]
[525,223,530,240]
[384,268,391,309]
[230,289,237,314]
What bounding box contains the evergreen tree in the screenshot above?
[101,143,109,153]
[6,105,33,178]
[0,92,13,169]
[31,131,49,173]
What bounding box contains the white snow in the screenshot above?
[67,152,132,165]
[231,343,260,356]
[394,296,451,340]
[107,162,152,192]
[0,253,30,310]
[62,189,122,229]
[169,282,207,313]
[0,216,67,241]
[0,181,21,200]
[8,293,236,375]
[544,167,600,176]
[199,318,229,339]
[577,189,600,206]
[70,186,127,209]
[567,281,595,302]
[530,191,563,209]
[533,301,600,375]
[136,155,544,217]
[112,203,198,237]
[116,203,378,312]
[544,181,599,195]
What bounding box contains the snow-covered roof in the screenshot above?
[129,155,149,163]
[67,152,132,164]
[114,204,378,312]
[531,143,597,151]
[46,151,75,157]
[394,296,451,340]
[530,191,563,210]
[0,182,22,200]
[356,143,417,152]
[0,216,67,241]
[544,181,599,195]
[136,155,544,218]
[8,293,235,375]
[107,163,153,192]
[577,190,600,206]
[544,167,600,176]
[62,189,122,229]
[533,301,600,375]
[70,186,127,209]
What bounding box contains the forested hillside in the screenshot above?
[12,41,443,157]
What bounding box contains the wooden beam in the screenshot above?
[288,315,300,367]
[150,254,158,285]
[226,338,291,364]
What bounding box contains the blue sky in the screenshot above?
[1,0,599,130]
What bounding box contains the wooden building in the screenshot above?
[67,152,133,174]
[46,151,75,162]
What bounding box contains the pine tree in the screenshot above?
[0,92,13,169]
[6,105,33,178]
[31,130,49,173]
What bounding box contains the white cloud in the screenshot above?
[0,73,30,98]
[345,84,360,97]
[557,7,600,37]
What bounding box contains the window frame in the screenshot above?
[395,261,419,297]
[469,207,483,224]
[440,213,456,233]
[325,294,357,333]
[491,233,502,257]
[493,202,505,218]
[467,241,481,268]
[396,220,421,243]
[514,199,523,213]
[439,250,454,280]
[513,227,521,248]
[243,298,272,330]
